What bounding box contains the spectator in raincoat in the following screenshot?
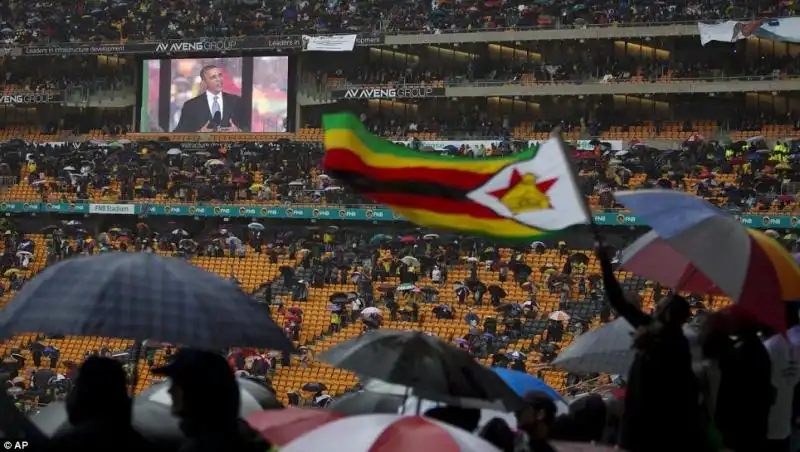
[596,245,709,452]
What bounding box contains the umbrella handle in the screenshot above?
[128,342,143,397]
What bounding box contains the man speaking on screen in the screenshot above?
[173,64,248,133]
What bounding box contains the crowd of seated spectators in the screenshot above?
[309,46,800,90]
[1,132,799,217]
[0,56,132,96]
[0,0,787,45]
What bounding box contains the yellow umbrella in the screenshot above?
[4,269,20,277]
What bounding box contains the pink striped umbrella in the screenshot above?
[278,414,501,452]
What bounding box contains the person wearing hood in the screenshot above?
[596,245,709,452]
[42,357,157,452]
[152,348,271,452]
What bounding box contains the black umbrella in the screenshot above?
[40,225,60,233]
[301,382,327,392]
[31,377,282,445]
[568,253,590,265]
[318,330,523,411]
[330,385,512,416]
[487,285,507,298]
[329,292,348,303]
[329,390,405,415]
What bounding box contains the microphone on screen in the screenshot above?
[210,111,222,131]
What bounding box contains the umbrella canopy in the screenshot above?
[247,407,344,446]
[551,318,701,375]
[329,385,515,428]
[277,414,501,452]
[616,189,800,332]
[397,283,416,292]
[302,382,327,392]
[32,378,282,444]
[400,256,420,267]
[248,222,265,231]
[549,311,570,322]
[0,253,292,351]
[318,330,523,411]
[329,390,410,415]
[360,307,381,317]
[490,368,568,414]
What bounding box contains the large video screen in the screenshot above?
[139,56,289,133]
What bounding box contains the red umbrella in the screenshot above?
[276,414,500,451]
[247,407,345,445]
[286,314,302,323]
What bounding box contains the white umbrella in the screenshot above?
[288,180,304,187]
[324,186,343,191]
[400,256,419,267]
[552,318,700,375]
[62,166,76,171]
[360,307,381,317]
[279,414,501,452]
[423,234,439,240]
[248,223,265,231]
[167,148,182,155]
[549,311,570,322]
[205,159,224,166]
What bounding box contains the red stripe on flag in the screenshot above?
[367,192,503,219]
[324,148,493,191]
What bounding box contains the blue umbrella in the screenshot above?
[0,253,292,351]
[491,368,566,407]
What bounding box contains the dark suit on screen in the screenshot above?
[172,92,248,133]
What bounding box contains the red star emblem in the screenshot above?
[488,169,558,200]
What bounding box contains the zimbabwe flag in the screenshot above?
[323,113,590,240]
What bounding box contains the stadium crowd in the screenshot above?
[308,39,800,88]
[0,56,132,94]
[1,1,800,452]
[1,134,799,215]
[0,202,798,452]
[0,0,788,45]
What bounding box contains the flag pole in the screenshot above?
[548,127,604,246]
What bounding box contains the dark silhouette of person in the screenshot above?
[152,348,271,452]
[42,357,159,452]
[173,65,248,133]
